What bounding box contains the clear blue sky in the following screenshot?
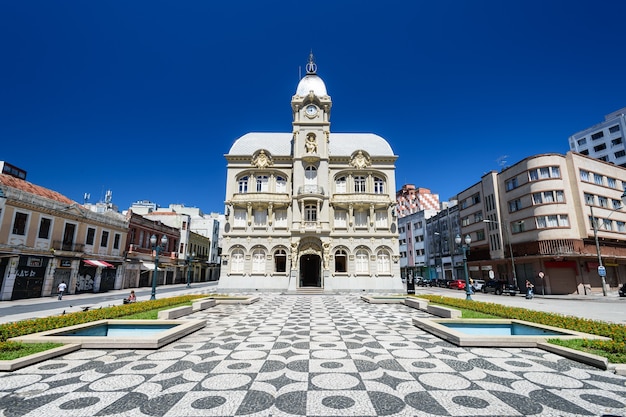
[2,1,626,213]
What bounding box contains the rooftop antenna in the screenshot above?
[497,155,508,170]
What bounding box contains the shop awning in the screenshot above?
[140,262,163,271]
[84,260,114,268]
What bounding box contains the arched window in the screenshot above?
[252,249,265,273]
[374,177,385,194]
[377,250,391,274]
[276,176,287,193]
[274,249,286,272]
[335,176,346,193]
[335,249,347,273]
[231,249,245,274]
[354,176,366,193]
[238,176,249,193]
[355,249,369,274]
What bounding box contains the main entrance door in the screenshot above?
[300,254,321,287]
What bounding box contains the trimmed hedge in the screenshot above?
[0,295,206,343]
[415,295,626,357]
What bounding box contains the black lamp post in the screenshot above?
[455,233,472,300]
[150,234,168,300]
[186,252,195,288]
[589,190,626,297]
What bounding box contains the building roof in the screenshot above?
[228,132,395,157]
[0,174,75,205]
[295,73,328,97]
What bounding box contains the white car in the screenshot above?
[472,279,486,291]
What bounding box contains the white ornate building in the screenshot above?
[219,54,402,292]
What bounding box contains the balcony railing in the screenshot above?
[52,240,85,253]
[297,185,325,196]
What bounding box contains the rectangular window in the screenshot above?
[617,221,625,232]
[533,192,543,205]
[612,137,623,146]
[354,176,366,193]
[594,143,607,152]
[608,177,617,188]
[354,211,367,227]
[113,233,121,249]
[580,170,590,181]
[234,209,246,227]
[256,176,269,192]
[615,150,626,158]
[598,196,608,208]
[543,191,554,203]
[100,231,109,247]
[334,210,347,228]
[38,217,51,239]
[505,177,518,191]
[528,170,539,181]
[577,138,587,146]
[508,199,522,212]
[603,218,613,231]
[275,210,288,228]
[609,125,620,133]
[580,150,589,155]
[335,177,346,193]
[594,173,604,185]
[375,211,388,228]
[476,229,485,241]
[86,227,96,245]
[253,209,267,226]
[539,167,550,179]
[556,190,564,202]
[584,193,595,205]
[305,206,317,222]
[592,131,605,140]
[13,212,28,235]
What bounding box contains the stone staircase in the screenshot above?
[295,287,325,295]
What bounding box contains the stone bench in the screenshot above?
[157,305,193,320]
[426,304,462,318]
[404,297,429,310]
[192,298,216,312]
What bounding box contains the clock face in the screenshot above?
[305,105,317,116]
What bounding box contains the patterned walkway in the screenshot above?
[1,294,625,416]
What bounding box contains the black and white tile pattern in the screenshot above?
[1,294,625,416]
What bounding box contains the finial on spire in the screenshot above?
[306,50,317,74]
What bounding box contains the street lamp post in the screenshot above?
[150,234,168,300]
[484,219,517,287]
[434,231,443,281]
[455,234,472,300]
[588,190,626,297]
[186,252,195,288]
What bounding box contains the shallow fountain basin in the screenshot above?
[413,318,610,347]
[13,319,206,349]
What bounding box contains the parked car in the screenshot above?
[448,279,466,290]
[472,279,486,292]
[417,277,435,287]
[482,279,519,296]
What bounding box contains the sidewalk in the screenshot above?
[0,282,219,324]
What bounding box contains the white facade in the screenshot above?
[219,54,402,292]
[569,107,626,166]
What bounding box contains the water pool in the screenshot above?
[442,322,568,336]
[56,323,178,337]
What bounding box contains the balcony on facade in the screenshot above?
[330,193,393,210]
[229,192,291,208]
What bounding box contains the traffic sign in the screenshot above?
[597,265,606,277]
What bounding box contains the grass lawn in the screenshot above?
[120,302,193,320]
[0,342,64,361]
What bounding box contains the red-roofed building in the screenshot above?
[0,168,128,300]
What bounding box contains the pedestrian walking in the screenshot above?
[525,280,534,299]
[57,281,67,300]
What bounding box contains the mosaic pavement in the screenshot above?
[1,294,625,417]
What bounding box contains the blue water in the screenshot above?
[443,322,568,336]
[54,323,178,337]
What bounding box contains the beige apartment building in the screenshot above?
[0,164,128,300]
[219,54,402,292]
[457,151,626,294]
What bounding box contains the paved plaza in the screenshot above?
[1,294,625,416]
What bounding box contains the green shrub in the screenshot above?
[0,295,206,343]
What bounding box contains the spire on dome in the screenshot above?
[306,50,317,74]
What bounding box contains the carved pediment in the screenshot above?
[252,150,273,169]
[350,150,371,169]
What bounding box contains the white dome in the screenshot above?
[295,74,327,97]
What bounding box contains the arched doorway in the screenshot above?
[300,254,321,287]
